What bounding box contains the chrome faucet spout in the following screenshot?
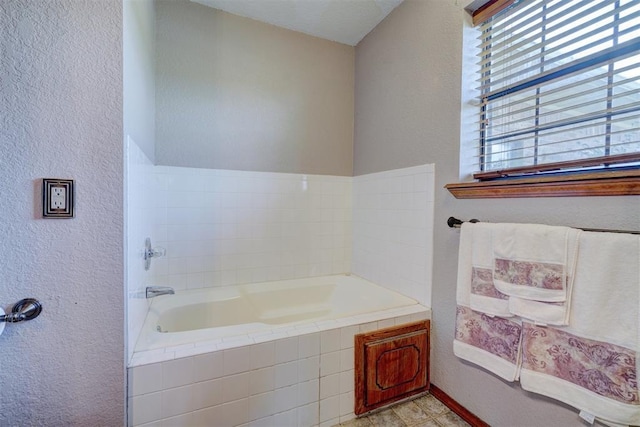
[146,286,175,299]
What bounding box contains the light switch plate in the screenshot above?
[43,179,74,218]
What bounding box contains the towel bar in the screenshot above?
[447,216,640,235]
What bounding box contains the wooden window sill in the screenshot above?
[445,170,640,199]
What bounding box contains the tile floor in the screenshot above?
[336,394,470,427]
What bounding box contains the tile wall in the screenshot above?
[152,167,353,291]
[126,158,435,362]
[128,309,430,427]
[352,165,434,307]
[126,138,166,362]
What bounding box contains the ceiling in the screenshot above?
[192,0,404,46]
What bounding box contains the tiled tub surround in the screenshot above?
[127,138,166,362]
[128,306,431,427]
[352,165,434,307]
[126,162,436,425]
[152,166,353,291]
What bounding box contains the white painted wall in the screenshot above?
[0,0,124,424]
[354,0,640,426]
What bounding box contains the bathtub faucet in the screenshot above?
[146,286,175,299]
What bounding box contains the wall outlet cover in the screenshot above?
[43,179,74,218]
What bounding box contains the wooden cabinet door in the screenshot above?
[355,320,430,415]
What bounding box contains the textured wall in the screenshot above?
[0,1,124,425]
[155,0,355,176]
[354,1,640,426]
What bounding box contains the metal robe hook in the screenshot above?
[0,298,43,323]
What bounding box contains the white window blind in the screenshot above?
[475,0,640,180]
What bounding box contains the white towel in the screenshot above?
[519,231,640,426]
[457,222,511,317]
[454,222,521,381]
[492,223,579,302]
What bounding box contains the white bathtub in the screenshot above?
[128,275,430,426]
[134,274,420,353]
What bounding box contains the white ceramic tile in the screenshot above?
[161,384,194,419]
[192,351,224,382]
[162,357,194,389]
[215,399,250,427]
[378,319,395,329]
[249,366,274,395]
[339,349,354,371]
[319,395,340,423]
[320,373,340,400]
[192,378,223,410]
[128,363,163,397]
[274,360,298,389]
[339,370,353,393]
[298,402,320,427]
[297,378,319,406]
[320,329,341,353]
[272,408,298,426]
[161,412,194,427]
[275,337,298,364]
[358,321,378,333]
[320,351,340,377]
[298,355,319,382]
[191,406,218,426]
[339,391,354,417]
[223,346,252,376]
[248,391,274,421]
[340,412,356,424]
[129,392,162,426]
[273,384,298,413]
[221,372,250,403]
[339,325,358,350]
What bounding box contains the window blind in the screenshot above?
[474,0,640,180]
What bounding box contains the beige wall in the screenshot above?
[124,0,156,162]
[354,1,640,426]
[155,0,355,176]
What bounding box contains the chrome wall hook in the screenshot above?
[0,298,43,323]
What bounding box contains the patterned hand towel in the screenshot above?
[520,231,640,426]
[454,222,521,381]
[457,222,511,317]
[492,223,579,302]
[454,305,523,382]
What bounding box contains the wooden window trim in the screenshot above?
[445,169,640,199]
[474,154,640,181]
[471,0,515,26]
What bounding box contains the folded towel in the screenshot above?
[507,297,571,326]
[520,231,640,426]
[457,222,511,317]
[454,222,521,381]
[492,223,579,303]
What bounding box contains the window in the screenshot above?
[473,0,640,181]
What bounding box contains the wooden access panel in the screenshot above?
[355,320,430,415]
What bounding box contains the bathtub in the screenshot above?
[134,274,420,353]
[128,275,430,426]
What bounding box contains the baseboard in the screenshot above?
[429,384,490,427]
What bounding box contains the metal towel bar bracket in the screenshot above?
[447,216,640,235]
[0,298,43,323]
